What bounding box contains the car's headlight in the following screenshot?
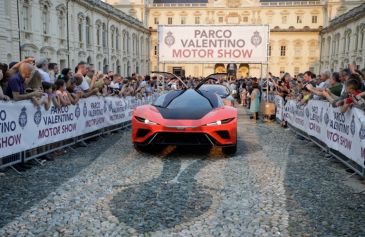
[135,116,159,125]
[205,118,234,126]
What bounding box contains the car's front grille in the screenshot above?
[149,132,215,146]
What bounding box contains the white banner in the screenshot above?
[158,25,269,63]
[0,95,158,158]
[274,95,284,121]
[284,99,365,168]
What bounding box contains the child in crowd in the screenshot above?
[341,79,362,113]
[42,82,61,109]
[300,87,311,105]
[55,79,71,106]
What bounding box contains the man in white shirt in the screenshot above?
[74,61,90,92]
[35,58,51,83]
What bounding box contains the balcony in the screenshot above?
[261,1,323,7]
[149,3,207,7]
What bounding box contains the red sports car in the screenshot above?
[132,74,237,154]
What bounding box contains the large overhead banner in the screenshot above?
[158,25,269,63]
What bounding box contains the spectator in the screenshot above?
[35,58,52,83]
[55,79,71,106]
[74,73,98,97]
[322,72,343,102]
[48,63,59,83]
[75,61,90,91]
[307,70,331,100]
[341,77,362,113]
[0,70,10,100]
[4,63,43,101]
[43,81,61,108]
[59,68,73,81]
[250,83,260,122]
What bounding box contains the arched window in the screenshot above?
[123,31,126,51]
[22,0,31,31]
[127,32,130,53]
[102,23,107,48]
[346,30,351,52]
[96,21,101,46]
[116,28,120,50]
[78,14,84,42]
[41,4,49,34]
[86,17,91,45]
[361,25,365,49]
[57,5,66,38]
[111,26,115,49]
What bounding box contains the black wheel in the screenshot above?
[134,143,150,153]
[222,144,237,155]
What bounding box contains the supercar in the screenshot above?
[132,73,237,155]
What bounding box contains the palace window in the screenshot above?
[86,17,91,45]
[154,17,159,25]
[78,18,83,42]
[312,15,317,24]
[22,1,31,31]
[218,17,224,23]
[57,7,65,38]
[268,45,272,56]
[102,23,107,48]
[195,16,200,24]
[111,27,115,49]
[96,24,101,46]
[296,15,302,24]
[116,28,120,50]
[282,16,287,24]
[243,16,248,23]
[154,45,157,56]
[168,17,173,25]
[280,46,286,56]
[42,5,49,34]
[181,16,186,25]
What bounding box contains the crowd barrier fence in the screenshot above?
[0,94,160,171]
[274,95,365,176]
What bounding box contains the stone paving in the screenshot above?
[1,109,365,236]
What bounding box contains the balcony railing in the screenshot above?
[261,1,323,7]
[149,3,207,7]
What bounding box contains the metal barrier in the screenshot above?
[0,121,132,172]
[285,115,365,177]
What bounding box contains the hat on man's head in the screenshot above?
[35,58,49,68]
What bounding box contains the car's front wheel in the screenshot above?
[134,143,150,153]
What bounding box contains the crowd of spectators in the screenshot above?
[0,58,176,110]
[254,65,365,126]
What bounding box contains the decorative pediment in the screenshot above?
[226,0,241,8]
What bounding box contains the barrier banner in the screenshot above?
[274,95,284,121]
[284,99,365,168]
[158,25,269,63]
[0,95,158,158]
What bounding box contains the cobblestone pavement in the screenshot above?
[1,108,365,236]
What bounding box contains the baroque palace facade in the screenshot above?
[0,0,150,76]
[320,3,365,72]
[107,0,363,77]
